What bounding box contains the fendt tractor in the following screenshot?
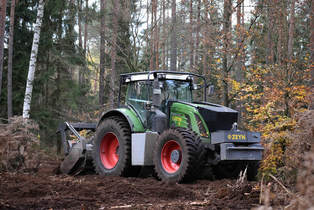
[58,71,263,183]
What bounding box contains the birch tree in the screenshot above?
[22,0,45,119]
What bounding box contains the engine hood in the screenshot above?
[193,102,238,132]
[194,102,238,113]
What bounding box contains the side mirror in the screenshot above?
[192,84,198,90]
[208,85,214,96]
[145,101,152,111]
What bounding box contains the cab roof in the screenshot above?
[120,71,204,83]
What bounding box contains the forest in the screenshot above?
[0,0,313,209]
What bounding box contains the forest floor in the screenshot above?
[0,157,263,210]
[2,109,313,210]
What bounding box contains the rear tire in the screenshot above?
[153,128,203,183]
[92,116,138,176]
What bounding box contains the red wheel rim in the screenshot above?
[161,140,182,173]
[100,132,119,169]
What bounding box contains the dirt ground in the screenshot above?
[0,158,262,210]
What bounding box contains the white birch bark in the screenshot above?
[22,0,45,119]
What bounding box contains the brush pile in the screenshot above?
[0,117,42,172]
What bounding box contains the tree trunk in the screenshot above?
[310,0,314,96]
[147,0,149,41]
[276,0,287,65]
[189,0,194,69]
[202,0,211,76]
[170,0,177,71]
[99,0,106,105]
[165,3,169,70]
[77,0,83,86]
[241,0,244,25]
[222,0,232,106]
[195,0,200,68]
[0,0,7,102]
[149,0,154,70]
[22,0,45,119]
[78,0,82,49]
[235,0,243,81]
[266,0,274,64]
[155,0,159,70]
[161,0,166,70]
[287,0,296,60]
[150,0,157,70]
[84,0,88,53]
[7,0,17,119]
[110,0,119,108]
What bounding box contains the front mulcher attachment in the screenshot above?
[57,122,96,175]
[209,129,264,180]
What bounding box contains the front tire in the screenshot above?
[92,117,133,176]
[153,128,203,183]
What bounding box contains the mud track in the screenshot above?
[0,159,260,210]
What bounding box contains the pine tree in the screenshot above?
[0,0,7,102]
[110,0,119,108]
[170,0,177,71]
[7,0,16,119]
[99,0,106,105]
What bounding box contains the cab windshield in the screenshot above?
[125,79,193,123]
[125,80,192,108]
[160,80,192,103]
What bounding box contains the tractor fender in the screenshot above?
[97,108,145,132]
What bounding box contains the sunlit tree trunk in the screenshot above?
[22,0,45,119]
[170,0,177,71]
[0,0,7,102]
[7,0,17,119]
[99,0,106,105]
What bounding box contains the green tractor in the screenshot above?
[58,71,263,183]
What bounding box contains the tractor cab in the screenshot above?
[120,71,207,129]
